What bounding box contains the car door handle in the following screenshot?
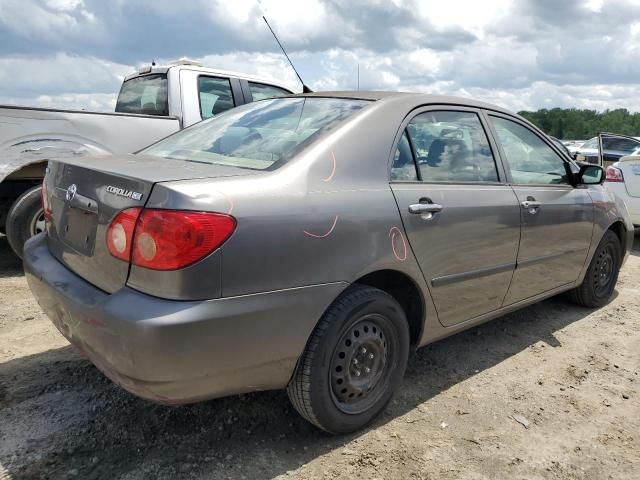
[520,200,542,209]
[408,203,443,214]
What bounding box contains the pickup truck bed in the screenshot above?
[0,105,180,183]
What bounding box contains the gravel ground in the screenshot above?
[0,234,639,480]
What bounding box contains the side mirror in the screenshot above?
[577,164,604,185]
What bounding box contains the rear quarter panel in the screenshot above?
[143,98,432,300]
[578,184,634,282]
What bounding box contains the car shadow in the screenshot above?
[630,231,640,257]
[0,294,600,480]
[0,235,22,277]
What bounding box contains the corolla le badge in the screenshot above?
[105,185,143,201]
[65,183,77,202]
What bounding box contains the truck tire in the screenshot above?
[568,230,622,308]
[6,186,45,259]
[287,285,410,434]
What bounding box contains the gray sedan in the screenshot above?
[24,92,633,434]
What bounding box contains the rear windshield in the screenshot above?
[115,74,169,116]
[142,97,370,170]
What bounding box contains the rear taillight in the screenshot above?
[605,166,624,182]
[41,179,52,221]
[106,208,236,270]
[106,207,141,262]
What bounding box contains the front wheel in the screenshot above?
[5,186,45,259]
[569,230,622,308]
[287,285,410,434]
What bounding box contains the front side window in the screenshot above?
[405,111,499,182]
[115,74,168,116]
[142,97,370,171]
[199,76,235,119]
[490,116,570,185]
[249,82,291,101]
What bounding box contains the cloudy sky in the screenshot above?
[1,0,639,113]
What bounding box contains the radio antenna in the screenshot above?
[262,16,313,93]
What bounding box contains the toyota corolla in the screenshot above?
[24,92,633,434]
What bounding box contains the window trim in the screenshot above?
[484,111,576,189]
[196,74,236,120]
[388,105,507,185]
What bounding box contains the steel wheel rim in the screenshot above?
[593,243,615,297]
[29,208,46,236]
[329,313,396,415]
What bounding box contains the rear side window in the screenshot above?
[249,82,291,101]
[490,116,570,185]
[199,76,235,119]
[143,97,370,171]
[404,111,498,182]
[115,74,168,116]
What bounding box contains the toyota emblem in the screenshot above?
[66,184,77,202]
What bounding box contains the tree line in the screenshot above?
[517,108,640,140]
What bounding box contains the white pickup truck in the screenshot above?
[0,60,294,256]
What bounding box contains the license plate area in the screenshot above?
[59,206,98,256]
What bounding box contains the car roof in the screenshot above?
[293,90,517,115]
[124,65,295,93]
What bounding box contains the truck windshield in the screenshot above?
[115,74,169,116]
[142,97,371,170]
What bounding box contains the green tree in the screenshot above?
[518,108,640,139]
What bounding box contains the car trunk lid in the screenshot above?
[44,154,256,293]
[617,156,640,197]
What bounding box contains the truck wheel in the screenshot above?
[569,230,622,308]
[6,186,45,259]
[287,285,410,434]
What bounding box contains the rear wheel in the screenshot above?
[287,285,410,434]
[5,186,45,259]
[569,230,622,307]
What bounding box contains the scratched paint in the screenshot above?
[215,190,234,215]
[389,226,408,261]
[303,215,339,238]
[323,150,337,182]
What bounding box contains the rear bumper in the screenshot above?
[24,234,346,404]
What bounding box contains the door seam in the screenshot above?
[499,185,523,308]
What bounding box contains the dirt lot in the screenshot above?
[0,235,639,480]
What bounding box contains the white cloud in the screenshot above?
[191,52,300,91]
[415,0,512,37]
[0,53,133,97]
[2,0,640,113]
[0,92,116,111]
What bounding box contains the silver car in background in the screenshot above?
[25,92,633,434]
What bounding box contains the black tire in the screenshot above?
[5,186,45,259]
[569,230,622,308]
[287,284,410,434]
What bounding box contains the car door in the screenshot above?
[178,70,243,126]
[486,113,594,305]
[390,108,521,327]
